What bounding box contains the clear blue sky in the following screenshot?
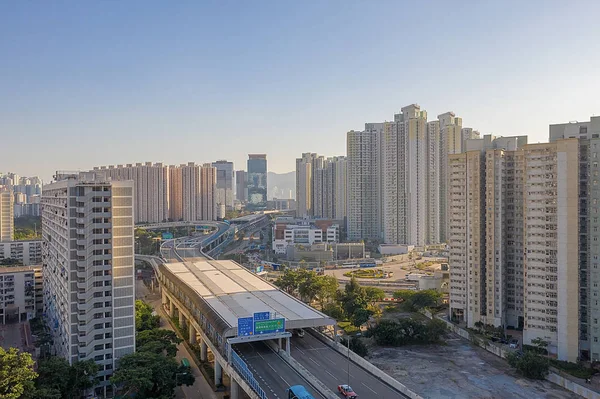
[2,0,599,181]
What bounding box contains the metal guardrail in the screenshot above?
[231,350,268,399]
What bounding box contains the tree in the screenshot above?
[351,307,374,327]
[322,303,344,320]
[425,318,448,343]
[111,352,194,398]
[314,275,339,309]
[364,287,385,307]
[507,351,549,379]
[274,269,301,295]
[531,337,549,354]
[137,329,182,357]
[409,290,441,310]
[34,357,99,399]
[136,300,160,332]
[0,347,37,399]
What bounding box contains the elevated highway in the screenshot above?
[137,217,415,399]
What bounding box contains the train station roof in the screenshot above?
[158,259,335,337]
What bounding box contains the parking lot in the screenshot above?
[367,332,574,399]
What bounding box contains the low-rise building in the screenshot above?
[272,217,340,255]
[0,265,42,324]
[0,240,42,266]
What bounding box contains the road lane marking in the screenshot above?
[323,356,336,365]
[325,370,336,378]
[361,382,377,394]
[309,357,320,366]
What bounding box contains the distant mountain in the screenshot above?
[268,171,295,200]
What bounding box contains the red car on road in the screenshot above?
[338,384,358,398]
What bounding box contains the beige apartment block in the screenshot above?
[0,188,14,241]
[42,172,135,397]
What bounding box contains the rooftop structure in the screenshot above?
[158,259,334,337]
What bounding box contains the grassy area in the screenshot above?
[343,268,391,279]
[549,359,595,379]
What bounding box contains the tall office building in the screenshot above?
[42,172,135,397]
[347,128,381,240]
[549,117,600,362]
[247,154,267,211]
[235,170,247,203]
[212,160,234,210]
[447,135,587,362]
[93,163,170,224]
[0,188,14,241]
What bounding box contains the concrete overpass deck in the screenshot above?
[159,259,335,337]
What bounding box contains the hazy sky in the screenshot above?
[2,1,599,181]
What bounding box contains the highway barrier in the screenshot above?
[309,329,423,399]
[231,350,268,399]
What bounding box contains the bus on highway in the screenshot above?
[287,385,314,399]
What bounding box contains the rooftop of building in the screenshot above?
[0,265,41,274]
[159,259,334,337]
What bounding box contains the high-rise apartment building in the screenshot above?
[549,117,600,362]
[1,188,14,241]
[296,154,347,221]
[94,163,170,224]
[168,163,217,222]
[347,128,381,240]
[235,170,247,203]
[383,105,430,246]
[448,134,588,362]
[247,154,267,211]
[42,172,135,397]
[212,160,234,210]
[439,112,463,243]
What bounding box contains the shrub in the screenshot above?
[507,351,549,380]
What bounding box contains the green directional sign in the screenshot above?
[254,318,285,334]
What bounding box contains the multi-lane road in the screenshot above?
[290,332,409,399]
[235,341,324,399]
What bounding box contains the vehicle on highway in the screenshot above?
[294,328,305,338]
[337,384,357,398]
[287,384,315,399]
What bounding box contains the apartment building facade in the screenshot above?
[0,188,14,241]
[549,117,600,361]
[0,240,42,266]
[347,128,381,240]
[247,154,268,211]
[235,170,247,203]
[94,163,169,224]
[212,160,234,210]
[42,172,135,397]
[0,265,42,324]
[448,135,585,362]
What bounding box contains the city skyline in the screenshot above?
[2,1,599,179]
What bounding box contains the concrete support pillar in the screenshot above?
[230,378,240,399]
[169,299,174,318]
[285,337,291,355]
[278,337,282,352]
[189,324,196,345]
[214,360,222,386]
[334,325,339,342]
[178,312,185,329]
[161,290,167,308]
[200,341,208,362]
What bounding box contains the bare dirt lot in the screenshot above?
[367,333,574,399]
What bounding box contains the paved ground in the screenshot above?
[367,333,574,399]
[0,322,24,350]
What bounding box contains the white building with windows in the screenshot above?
[42,172,135,397]
[272,221,339,255]
[0,240,42,265]
[0,265,42,324]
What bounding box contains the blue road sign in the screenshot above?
[237,317,254,336]
[253,312,270,321]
